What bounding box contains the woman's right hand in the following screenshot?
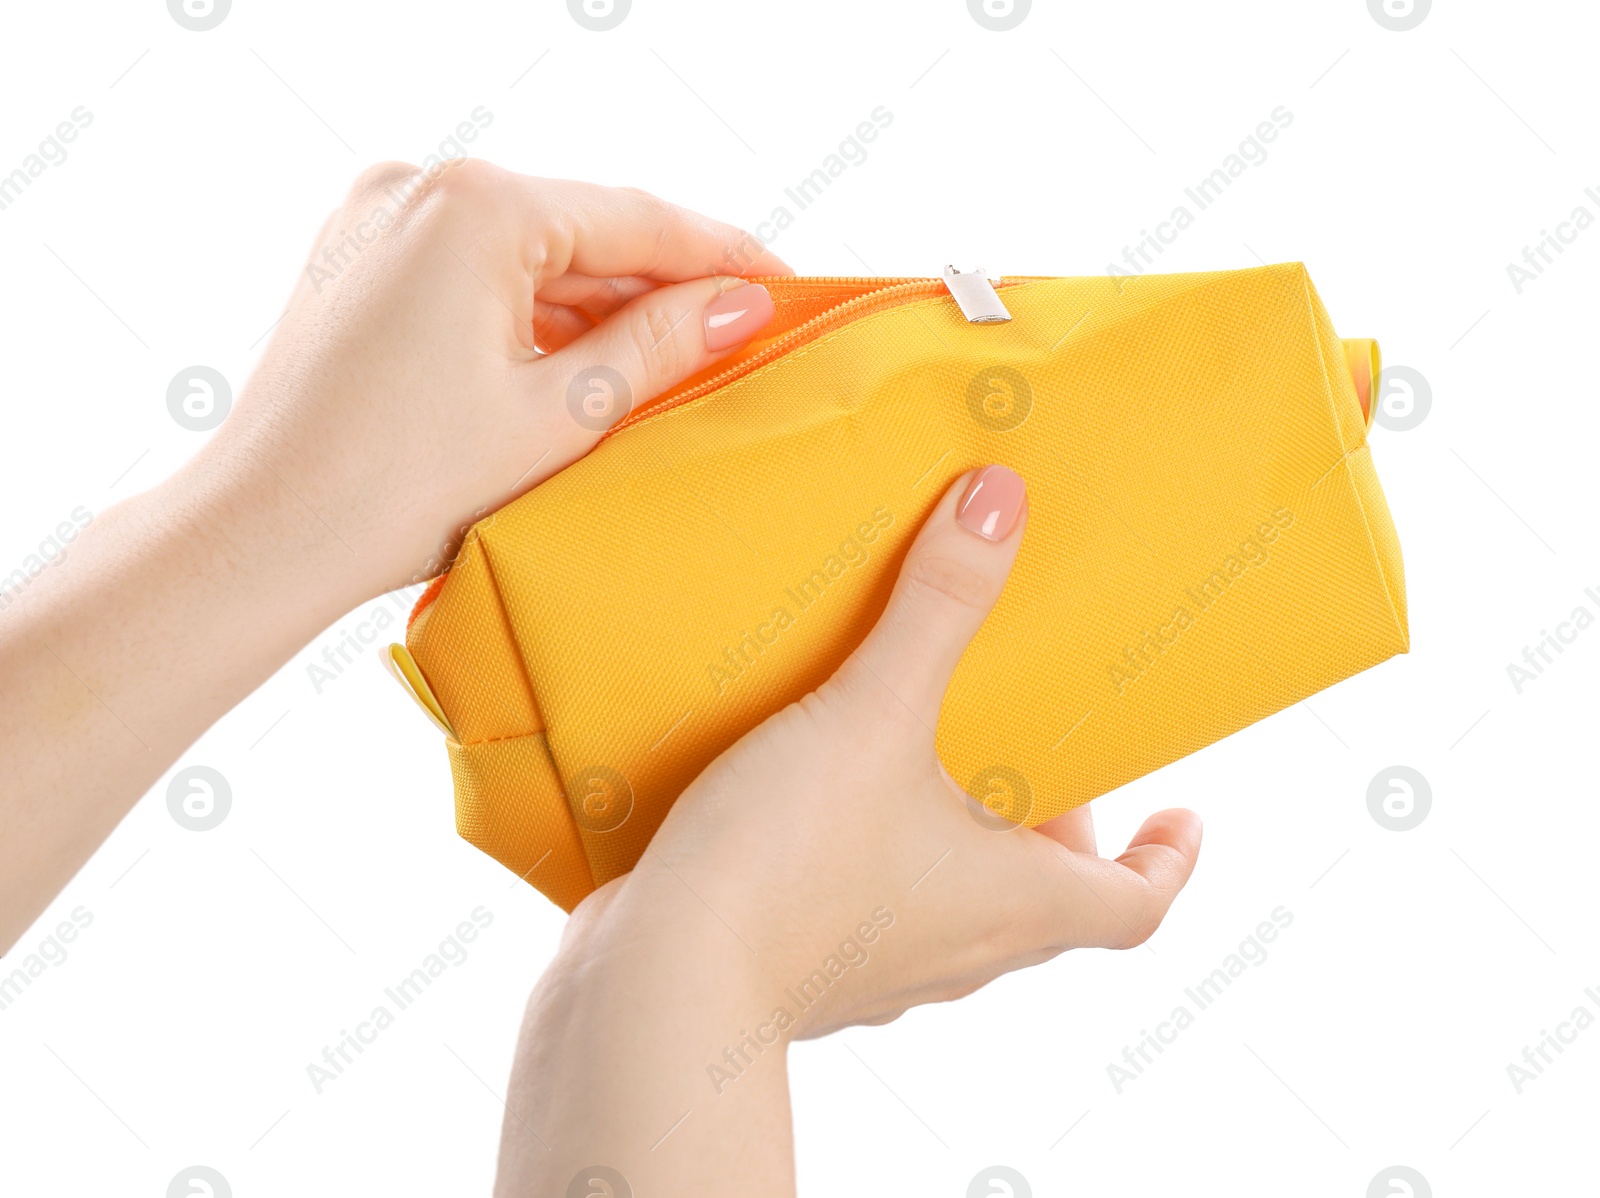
[496,466,1203,1196]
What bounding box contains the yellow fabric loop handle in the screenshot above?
[383,642,457,741]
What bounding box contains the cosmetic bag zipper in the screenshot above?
[606,269,1020,437]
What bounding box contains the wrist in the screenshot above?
[498,883,794,1195]
[551,875,779,1050]
[545,873,793,1101]
[164,441,381,633]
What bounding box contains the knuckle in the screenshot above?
[620,184,659,201]
[625,297,688,386]
[423,156,499,203]
[905,551,996,613]
[597,274,633,306]
[1114,883,1166,949]
[349,160,420,199]
[637,214,673,277]
[397,157,506,227]
[618,188,679,273]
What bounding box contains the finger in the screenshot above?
[520,178,792,284]
[1114,807,1203,905]
[835,467,1027,726]
[1027,808,1202,950]
[536,272,660,314]
[1035,803,1096,854]
[537,277,775,437]
[532,302,598,352]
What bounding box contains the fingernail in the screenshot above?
[703,283,774,351]
[956,465,1026,542]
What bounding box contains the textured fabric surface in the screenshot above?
[402,263,1408,912]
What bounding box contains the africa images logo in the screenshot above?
[707,506,894,694]
[1107,509,1294,695]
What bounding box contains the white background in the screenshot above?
[1,1,1596,1195]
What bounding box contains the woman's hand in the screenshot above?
[0,161,785,951]
[496,467,1203,1197]
[209,159,789,603]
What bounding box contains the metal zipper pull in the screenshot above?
[941,265,1011,323]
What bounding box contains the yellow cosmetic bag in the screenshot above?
[389,263,1406,912]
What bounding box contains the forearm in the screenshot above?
[495,877,796,1197]
[0,452,362,949]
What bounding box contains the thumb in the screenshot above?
[540,276,775,439]
[837,466,1027,727]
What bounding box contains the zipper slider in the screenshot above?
[941,265,1011,323]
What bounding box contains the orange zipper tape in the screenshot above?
[607,275,1018,437]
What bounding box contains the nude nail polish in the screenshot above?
[956,465,1026,542]
[703,283,775,351]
